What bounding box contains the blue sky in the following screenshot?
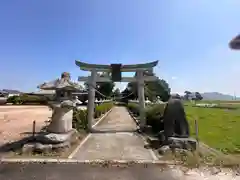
[0,0,240,95]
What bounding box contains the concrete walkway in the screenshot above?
[94,106,137,132]
[70,106,156,160]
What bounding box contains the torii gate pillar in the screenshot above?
[137,70,146,129]
[87,69,97,131]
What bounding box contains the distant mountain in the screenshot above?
[201,92,239,101]
[2,89,22,94]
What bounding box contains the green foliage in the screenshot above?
[125,72,170,102]
[127,103,165,133]
[127,102,165,121]
[145,79,170,102]
[127,103,140,116]
[114,102,127,106]
[73,109,88,131]
[7,96,21,104]
[94,102,113,118]
[73,102,114,131]
[7,94,48,105]
[113,88,121,98]
[145,104,166,119]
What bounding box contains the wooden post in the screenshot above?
[87,69,97,132]
[137,70,146,129]
[32,120,36,137]
[195,119,199,143]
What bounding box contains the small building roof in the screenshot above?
[38,72,83,91]
[229,34,240,49]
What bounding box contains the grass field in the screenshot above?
[185,104,240,154]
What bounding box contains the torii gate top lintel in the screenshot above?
[75,60,159,72]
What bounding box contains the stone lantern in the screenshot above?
[23,72,82,153]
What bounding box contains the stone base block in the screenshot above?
[35,129,78,144]
[157,137,197,155]
[168,137,197,151]
[21,129,79,154]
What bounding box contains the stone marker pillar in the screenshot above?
[87,69,97,132]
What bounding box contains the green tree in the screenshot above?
[184,91,192,100]
[126,71,171,102]
[120,87,135,103]
[113,88,121,98]
[195,92,203,101]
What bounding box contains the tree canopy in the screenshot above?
[121,71,171,102]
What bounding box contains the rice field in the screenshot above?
[185,102,240,154]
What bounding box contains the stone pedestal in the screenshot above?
[22,129,78,154]
[22,101,78,154]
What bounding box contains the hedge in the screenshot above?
[127,102,166,133]
[127,102,166,119]
[73,102,114,131]
[7,95,48,105]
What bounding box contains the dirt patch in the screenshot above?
[0,106,52,145]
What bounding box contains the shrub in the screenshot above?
[73,108,88,130]
[20,94,48,105]
[7,96,21,104]
[94,102,114,118]
[114,102,127,106]
[7,94,48,105]
[127,102,165,120]
[127,102,166,133]
[73,102,114,131]
[127,103,140,116]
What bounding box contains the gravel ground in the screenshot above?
[0,106,51,145]
[0,162,239,180]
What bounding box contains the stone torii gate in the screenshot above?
[75,60,159,132]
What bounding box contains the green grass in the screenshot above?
[185,106,240,154]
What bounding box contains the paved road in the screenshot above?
[0,162,183,180]
[71,106,156,160]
